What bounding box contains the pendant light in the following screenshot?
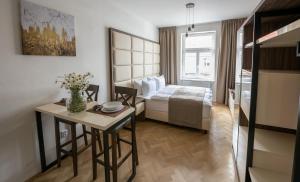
[185,2,195,37]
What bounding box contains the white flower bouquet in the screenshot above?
[56,72,93,91]
[56,72,93,113]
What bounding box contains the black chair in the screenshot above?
[90,86,138,181]
[82,85,101,148]
[54,84,102,177]
[115,86,139,165]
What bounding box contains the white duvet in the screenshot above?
[149,85,212,105]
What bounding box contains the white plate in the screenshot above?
[102,101,122,110]
[101,105,124,113]
[103,104,124,112]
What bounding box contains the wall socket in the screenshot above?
[60,129,68,139]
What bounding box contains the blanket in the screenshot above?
[168,87,206,129]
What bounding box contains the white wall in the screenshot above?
[176,22,221,102]
[0,0,158,181]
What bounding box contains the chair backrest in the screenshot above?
[114,86,137,107]
[85,84,99,102]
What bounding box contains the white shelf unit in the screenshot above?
[233,3,300,182]
[240,70,300,129]
[249,167,290,182]
[253,129,295,174]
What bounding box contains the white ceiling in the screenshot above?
[111,0,261,27]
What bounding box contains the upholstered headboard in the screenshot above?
[109,28,160,99]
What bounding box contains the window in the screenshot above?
[181,31,216,81]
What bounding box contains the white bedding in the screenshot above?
[145,85,212,106]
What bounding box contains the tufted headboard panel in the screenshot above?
[109,28,160,100]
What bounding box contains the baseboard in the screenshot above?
[231,146,241,182]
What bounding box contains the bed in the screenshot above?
[143,85,212,131]
[109,28,212,132]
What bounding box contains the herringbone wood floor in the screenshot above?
[29,105,237,182]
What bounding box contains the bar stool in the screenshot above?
[54,84,102,176]
[82,84,102,149]
[91,86,139,181]
[115,86,139,165]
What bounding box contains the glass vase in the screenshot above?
[67,89,87,113]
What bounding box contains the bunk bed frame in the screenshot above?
[292,97,300,182]
[234,0,300,181]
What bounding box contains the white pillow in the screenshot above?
[147,76,155,81]
[142,79,157,97]
[154,75,166,91]
[133,79,143,96]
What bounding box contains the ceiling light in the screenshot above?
[185,2,195,37]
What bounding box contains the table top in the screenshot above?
[35,102,135,131]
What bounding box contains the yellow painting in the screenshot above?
[20,1,76,56]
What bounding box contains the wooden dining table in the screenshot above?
[35,101,137,182]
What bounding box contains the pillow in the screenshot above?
[154,75,166,91]
[133,79,143,96]
[147,76,155,80]
[142,79,157,97]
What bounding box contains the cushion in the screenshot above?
[142,79,157,97]
[144,53,153,64]
[144,41,153,53]
[127,97,145,105]
[154,43,160,53]
[132,37,144,52]
[153,64,160,74]
[114,50,131,65]
[114,80,132,88]
[153,54,160,64]
[114,66,131,82]
[132,65,144,78]
[146,76,155,80]
[113,32,131,50]
[154,75,166,91]
[133,79,143,96]
[144,65,153,76]
[132,52,144,65]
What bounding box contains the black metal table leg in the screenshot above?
[91,127,97,180]
[133,114,139,166]
[54,118,61,168]
[117,133,122,158]
[96,129,103,152]
[36,111,47,171]
[103,131,111,182]
[129,113,137,181]
[71,123,78,176]
[82,125,89,146]
[111,131,118,182]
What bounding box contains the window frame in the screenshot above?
[181,31,217,82]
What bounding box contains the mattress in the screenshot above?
[145,95,212,119]
[140,85,212,121]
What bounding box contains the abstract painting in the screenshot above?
[20,1,76,56]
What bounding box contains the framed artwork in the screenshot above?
[20,0,76,56]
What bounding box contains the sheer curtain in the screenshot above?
[216,18,245,104]
[159,27,177,84]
